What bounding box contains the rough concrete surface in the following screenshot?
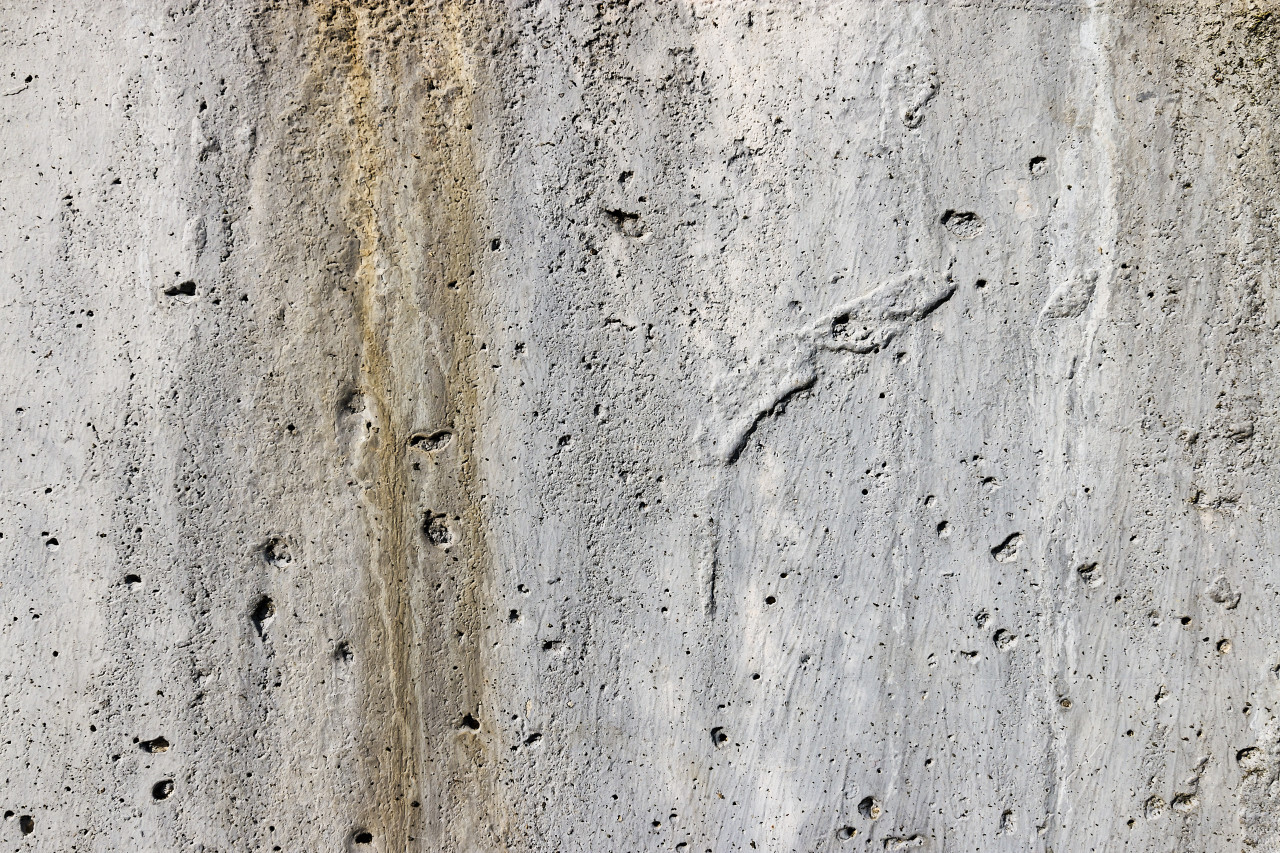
[3,0,1280,851]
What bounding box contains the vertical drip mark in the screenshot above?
[422,8,516,847]
[310,2,511,849]
[314,3,420,848]
[698,511,721,618]
[707,554,719,617]
[1080,0,1120,347]
[1032,12,1122,846]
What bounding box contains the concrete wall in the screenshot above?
[2,1,1280,850]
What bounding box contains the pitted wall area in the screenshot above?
[2,2,1280,852]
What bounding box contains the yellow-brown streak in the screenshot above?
[309,0,510,849]
[315,3,421,849]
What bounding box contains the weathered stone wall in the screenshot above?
[3,1,1280,851]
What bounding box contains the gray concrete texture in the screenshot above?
[2,0,1280,850]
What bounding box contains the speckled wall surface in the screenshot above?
[2,2,1280,851]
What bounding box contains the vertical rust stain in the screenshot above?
[314,3,421,848]
[305,0,509,848]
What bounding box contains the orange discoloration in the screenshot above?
[302,1,510,849]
